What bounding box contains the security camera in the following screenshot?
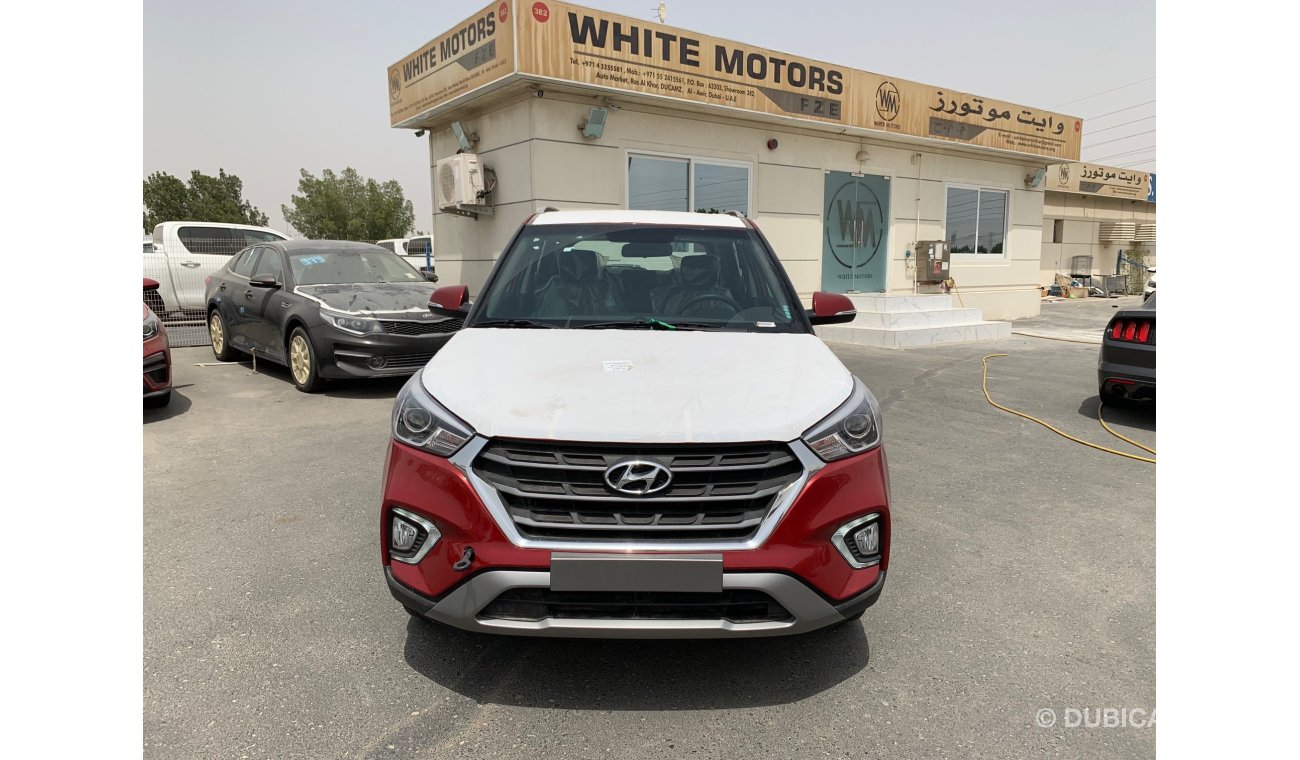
[533,89,544,98]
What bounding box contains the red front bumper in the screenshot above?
[380,440,890,604]
[143,328,172,396]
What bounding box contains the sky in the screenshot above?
[144,0,1155,236]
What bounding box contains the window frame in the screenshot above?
[626,150,753,217]
[1052,218,1064,244]
[943,183,1011,259]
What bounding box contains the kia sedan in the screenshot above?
[204,241,462,392]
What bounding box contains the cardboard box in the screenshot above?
[1067,286,1089,299]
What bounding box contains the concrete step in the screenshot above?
[845,307,985,330]
[817,320,1012,349]
[845,293,955,312]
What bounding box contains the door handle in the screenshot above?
[180,261,201,268]
[218,283,227,291]
[244,290,254,300]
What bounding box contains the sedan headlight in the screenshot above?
[392,374,473,457]
[321,308,382,336]
[801,377,883,461]
[143,314,160,340]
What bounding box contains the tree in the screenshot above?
[142,169,269,231]
[280,168,415,241]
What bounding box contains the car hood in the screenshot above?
[421,329,855,444]
[294,283,436,316]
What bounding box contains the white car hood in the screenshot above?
[421,329,854,444]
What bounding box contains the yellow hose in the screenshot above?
[981,354,1155,464]
[1097,403,1156,455]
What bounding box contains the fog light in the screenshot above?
[832,513,883,569]
[389,508,440,564]
[367,356,388,370]
[391,517,419,551]
[852,522,879,556]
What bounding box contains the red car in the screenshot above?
[143,278,172,408]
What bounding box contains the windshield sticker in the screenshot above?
[297,256,326,265]
[603,360,633,373]
[781,305,792,320]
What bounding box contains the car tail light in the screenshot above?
[204,275,211,287]
[1107,319,1155,344]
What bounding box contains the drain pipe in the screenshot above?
[911,153,923,293]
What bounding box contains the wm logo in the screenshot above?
[876,82,900,121]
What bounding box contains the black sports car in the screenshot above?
[1098,292,1155,405]
[204,240,462,392]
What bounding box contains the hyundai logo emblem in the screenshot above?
[604,459,672,496]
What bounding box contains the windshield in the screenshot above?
[471,224,807,333]
[289,248,426,286]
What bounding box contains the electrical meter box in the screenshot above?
[917,240,951,283]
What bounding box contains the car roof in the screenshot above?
[529,209,749,228]
[274,240,389,253]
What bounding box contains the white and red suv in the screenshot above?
[380,210,890,637]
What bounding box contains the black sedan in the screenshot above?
[204,240,462,392]
[1098,293,1156,405]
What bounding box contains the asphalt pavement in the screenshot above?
[144,314,1155,759]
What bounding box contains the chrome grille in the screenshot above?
[473,440,803,541]
[379,317,463,336]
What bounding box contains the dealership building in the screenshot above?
[388,0,1152,336]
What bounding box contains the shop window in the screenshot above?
[628,154,750,216]
[1052,218,1064,244]
[945,186,1007,254]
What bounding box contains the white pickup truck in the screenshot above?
[376,235,436,275]
[143,221,289,315]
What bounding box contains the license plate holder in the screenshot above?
[549,553,724,593]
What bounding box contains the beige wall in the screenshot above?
[1040,191,1156,287]
[429,92,1053,320]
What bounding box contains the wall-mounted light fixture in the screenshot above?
[451,121,477,152]
[1025,167,1047,188]
[414,129,426,138]
[855,149,870,162]
[579,107,609,139]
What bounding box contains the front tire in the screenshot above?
[288,328,324,393]
[209,310,239,362]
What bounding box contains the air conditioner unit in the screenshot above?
[436,154,485,209]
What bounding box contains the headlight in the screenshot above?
[143,314,160,340]
[320,308,382,336]
[801,377,883,461]
[392,374,473,457]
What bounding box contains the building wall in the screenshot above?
[430,93,1051,320]
[1040,192,1157,287]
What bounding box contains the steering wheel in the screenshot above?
[675,292,744,315]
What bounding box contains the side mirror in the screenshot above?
[429,285,470,317]
[143,277,160,292]
[808,291,856,326]
[249,274,281,289]
[422,271,439,283]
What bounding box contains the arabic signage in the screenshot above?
[389,1,1083,159]
[1049,162,1152,200]
[387,1,516,127]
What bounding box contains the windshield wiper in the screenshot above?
[577,318,727,331]
[473,318,557,329]
[577,318,679,330]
